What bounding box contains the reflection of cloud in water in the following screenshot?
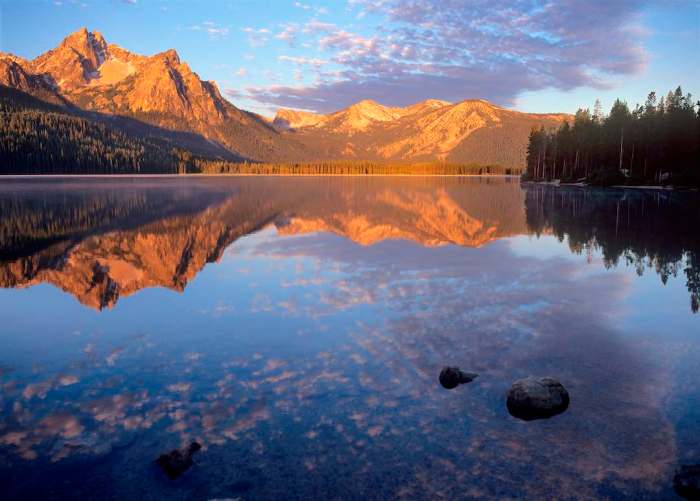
[0,237,684,497]
[243,232,676,496]
[197,301,236,317]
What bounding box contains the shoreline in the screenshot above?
[524,180,698,191]
[0,173,523,179]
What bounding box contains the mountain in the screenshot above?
[273,99,570,168]
[0,84,239,174]
[0,28,308,162]
[1,27,571,169]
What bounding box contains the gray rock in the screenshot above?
[674,465,700,499]
[439,367,478,389]
[506,376,569,420]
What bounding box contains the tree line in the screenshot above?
[524,86,699,186]
[175,152,519,176]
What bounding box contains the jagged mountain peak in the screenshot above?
[404,98,451,111]
[422,98,451,107]
[57,27,108,67]
[30,27,110,89]
[60,27,106,47]
[351,98,382,108]
[0,28,311,162]
[326,99,404,132]
[345,99,398,115]
[0,51,29,65]
[153,48,181,66]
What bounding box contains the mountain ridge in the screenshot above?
[272,98,571,167]
[1,27,571,168]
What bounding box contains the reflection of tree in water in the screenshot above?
[525,185,700,312]
[0,180,230,260]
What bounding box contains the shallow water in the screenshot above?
[0,176,698,500]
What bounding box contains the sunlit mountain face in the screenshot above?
[0,177,699,499]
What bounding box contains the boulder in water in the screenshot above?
[439,367,478,389]
[506,376,569,420]
[156,441,202,479]
[674,465,700,499]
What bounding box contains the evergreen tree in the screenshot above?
[523,86,699,186]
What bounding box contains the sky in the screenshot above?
[0,0,698,116]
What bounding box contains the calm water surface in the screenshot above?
[0,176,698,500]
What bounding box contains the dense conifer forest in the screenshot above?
[0,86,183,174]
[180,154,516,176]
[523,86,699,186]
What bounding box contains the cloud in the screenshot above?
[302,20,337,34]
[189,21,230,39]
[275,24,299,46]
[243,27,271,47]
[278,55,327,67]
[239,0,651,112]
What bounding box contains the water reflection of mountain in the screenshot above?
[0,177,526,309]
[524,185,700,312]
[2,178,698,312]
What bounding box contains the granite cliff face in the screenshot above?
[3,29,228,122]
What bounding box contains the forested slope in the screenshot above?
[0,85,239,174]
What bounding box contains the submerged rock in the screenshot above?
[506,376,569,421]
[156,441,202,479]
[439,367,478,389]
[674,465,700,499]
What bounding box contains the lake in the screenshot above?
[0,176,698,500]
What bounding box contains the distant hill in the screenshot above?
[272,99,571,168]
